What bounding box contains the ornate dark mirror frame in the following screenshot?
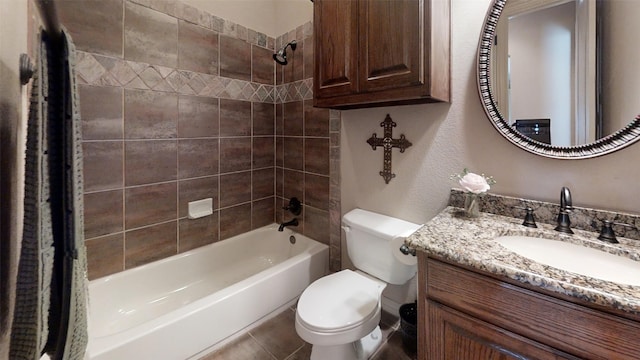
[477,0,640,159]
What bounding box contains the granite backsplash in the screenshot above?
[449,189,640,242]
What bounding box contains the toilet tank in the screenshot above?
[342,209,422,285]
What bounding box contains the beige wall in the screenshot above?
[0,0,28,356]
[341,0,640,230]
[274,0,313,37]
[180,0,313,38]
[601,0,640,136]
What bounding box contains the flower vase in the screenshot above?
[464,193,481,218]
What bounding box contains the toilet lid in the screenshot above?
[297,270,384,332]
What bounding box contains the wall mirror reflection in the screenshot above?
[479,0,640,158]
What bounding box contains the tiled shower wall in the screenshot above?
[274,27,341,272]
[56,0,340,279]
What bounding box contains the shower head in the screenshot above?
[273,40,297,65]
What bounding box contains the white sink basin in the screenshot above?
[494,236,640,286]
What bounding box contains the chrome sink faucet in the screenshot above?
[555,186,574,234]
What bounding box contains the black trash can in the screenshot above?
[399,302,417,354]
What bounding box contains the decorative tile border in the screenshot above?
[275,79,314,104]
[128,0,274,49]
[329,109,342,272]
[450,189,640,241]
[76,51,276,103]
[274,21,314,104]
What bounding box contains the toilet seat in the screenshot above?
[297,270,385,333]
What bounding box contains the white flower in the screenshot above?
[459,172,491,194]
[451,168,495,194]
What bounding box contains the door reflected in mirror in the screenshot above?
[490,0,639,147]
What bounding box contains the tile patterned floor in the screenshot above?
[199,307,417,360]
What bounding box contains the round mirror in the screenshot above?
[478,0,640,159]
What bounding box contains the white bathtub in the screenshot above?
[86,224,329,360]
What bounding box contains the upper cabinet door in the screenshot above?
[358,0,422,92]
[313,0,450,109]
[313,0,359,99]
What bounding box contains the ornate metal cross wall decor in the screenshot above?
[366,114,412,184]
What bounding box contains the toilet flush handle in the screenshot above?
[341,225,350,233]
[399,244,416,256]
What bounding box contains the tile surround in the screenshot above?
[178,138,219,179]
[178,20,219,75]
[82,141,123,192]
[252,197,276,230]
[304,99,329,137]
[178,176,219,217]
[219,138,252,173]
[253,168,276,200]
[252,102,275,135]
[124,2,178,68]
[219,99,252,136]
[219,203,253,240]
[124,182,177,229]
[124,89,178,139]
[85,233,124,280]
[283,39,305,84]
[304,138,330,175]
[78,84,123,140]
[252,137,275,168]
[125,140,177,185]
[83,190,123,239]
[219,36,252,81]
[65,0,341,279]
[252,45,275,85]
[179,214,218,252]
[304,173,329,211]
[177,95,219,138]
[125,221,178,268]
[283,101,304,136]
[57,0,124,57]
[219,172,252,208]
[283,137,304,171]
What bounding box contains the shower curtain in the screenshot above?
[10,27,88,360]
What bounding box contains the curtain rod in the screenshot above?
[35,0,62,39]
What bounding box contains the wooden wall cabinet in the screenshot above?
[418,253,640,360]
[313,0,451,109]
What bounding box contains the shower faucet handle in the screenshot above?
[283,197,302,215]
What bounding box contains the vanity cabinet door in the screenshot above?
[418,253,640,360]
[357,0,422,93]
[313,0,359,100]
[426,300,579,360]
[313,0,450,109]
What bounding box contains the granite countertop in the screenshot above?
[406,206,640,316]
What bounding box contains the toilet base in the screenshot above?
[310,326,383,360]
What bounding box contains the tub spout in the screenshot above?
[278,218,299,232]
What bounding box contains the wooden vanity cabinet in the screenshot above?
[312,0,450,109]
[418,252,640,360]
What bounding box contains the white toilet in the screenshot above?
[295,208,421,360]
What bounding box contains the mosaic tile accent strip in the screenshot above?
[76,51,275,103]
[275,79,314,104]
